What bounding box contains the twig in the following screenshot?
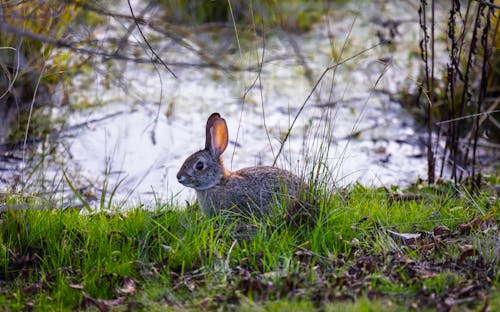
[126,0,176,78]
[115,0,157,53]
[63,111,128,133]
[470,1,495,187]
[0,22,221,70]
[428,0,435,184]
[435,109,500,125]
[418,0,435,183]
[457,3,483,182]
[124,0,166,145]
[444,0,460,183]
[1,19,302,73]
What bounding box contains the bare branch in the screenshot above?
[0,21,292,73]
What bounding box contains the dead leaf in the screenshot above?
[23,281,44,294]
[81,291,125,312]
[444,296,456,307]
[392,254,415,264]
[459,245,480,263]
[161,244,173,252]
[418,271,438,279]
[458,222,472,234]
[387,229,421,242]
[459,216,497,234]
[69,283,84,290]
[433,225,450,238]
[458,284,476,296]
[420,243,435,253]
[118,277,136,295]
[24,301,34,311]
[355,256,374,273]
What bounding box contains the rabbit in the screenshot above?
[176,112,306,217]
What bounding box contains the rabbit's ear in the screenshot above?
[209,118,228,159]
[205,113,221,150]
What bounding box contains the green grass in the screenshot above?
[0,183,498,310]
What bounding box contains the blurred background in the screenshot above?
[0,0,498,208]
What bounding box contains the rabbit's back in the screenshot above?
[197,166,303,216]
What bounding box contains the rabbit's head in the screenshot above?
[176,113,228,191]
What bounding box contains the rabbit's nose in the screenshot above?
[177,174,185,183]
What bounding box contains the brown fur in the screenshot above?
[177,113,304,217]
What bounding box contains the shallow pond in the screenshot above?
[2,1,445,207]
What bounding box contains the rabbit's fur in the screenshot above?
[177,113,305,216]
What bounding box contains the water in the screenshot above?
[1,1,437,207]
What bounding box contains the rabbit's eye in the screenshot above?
[195,161,204,170]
